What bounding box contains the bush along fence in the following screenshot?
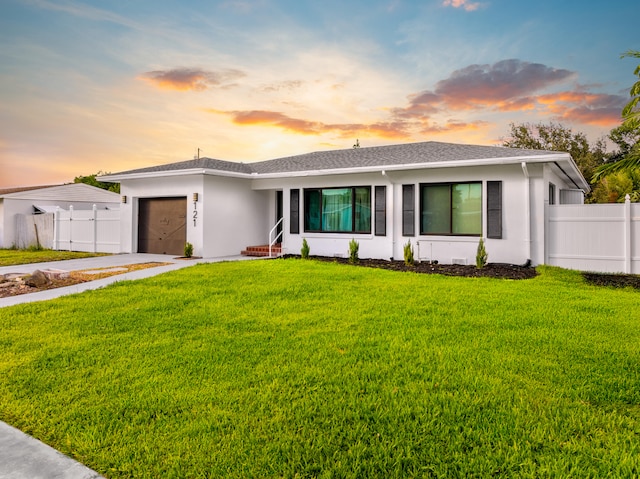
[546,195,639,274]
[53,205,120,253]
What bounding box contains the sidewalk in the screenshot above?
[0,253,259,478]
[0,253,255,308]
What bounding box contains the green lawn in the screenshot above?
[0,249,108,266]
[1,260,639,478]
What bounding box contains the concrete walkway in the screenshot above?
[0,253,256,308]
[0,253,260,478]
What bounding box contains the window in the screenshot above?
[548,183,556,205]
[304,187,371,233]
[420,182,482,236]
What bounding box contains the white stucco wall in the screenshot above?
[119,174,269,257]
[119,175,204,255]
[202,175,269,257]
[254,162,581,266]
[114,159,583,264]
[254,171,394,260]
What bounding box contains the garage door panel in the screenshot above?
[138,197,187,255]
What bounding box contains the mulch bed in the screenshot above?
[582,272,640,290]
[288,255,537,280]
[285,255,640,289]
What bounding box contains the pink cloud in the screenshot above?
[139,68,245,91]
[442,0,483,12]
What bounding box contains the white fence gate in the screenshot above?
[53,205,120,253]
[546,196,639,274]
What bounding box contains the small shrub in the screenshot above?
[476,237,488,269]
[301,238,310,259]
[184,242,194,258]
[348,238,359,264]
[403,240,414,266]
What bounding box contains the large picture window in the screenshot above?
[304,187,371,233]
[420,182,482,236]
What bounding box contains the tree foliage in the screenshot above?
[593,50,640,181]
[73,171,120,193]
[590,170,640,203]
[502,122,606,183]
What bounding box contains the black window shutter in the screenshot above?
[290,189,300,234]
[374,185,386,236]
[402,184,415,237]
[487,181,502,239]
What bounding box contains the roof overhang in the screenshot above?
[100,152,590,192]
[99,168,253,182]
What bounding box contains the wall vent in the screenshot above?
[451,257,467,265]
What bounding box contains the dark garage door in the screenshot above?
[138,197,187,255]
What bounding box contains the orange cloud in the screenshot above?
[537,91,625,127]
[231,110,322,134]
[139,68,245,91]
[211,109,412,139]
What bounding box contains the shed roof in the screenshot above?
[0,183,121,202]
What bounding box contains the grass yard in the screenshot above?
[0,248,109,266]
[0,260,639,478]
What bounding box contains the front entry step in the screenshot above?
[241,244,282,257]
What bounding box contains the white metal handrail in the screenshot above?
[268,217,285,257]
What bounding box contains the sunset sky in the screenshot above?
[0,0,638,188]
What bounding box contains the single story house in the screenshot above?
[0,183,121,249]
[100,141,589,266]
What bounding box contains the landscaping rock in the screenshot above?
[24,270,50,288]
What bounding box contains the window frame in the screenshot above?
[303,186,372,234]
[419,181,483,237]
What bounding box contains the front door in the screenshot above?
[276,190,283,243]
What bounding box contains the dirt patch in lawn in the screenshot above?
[0,262,171,298]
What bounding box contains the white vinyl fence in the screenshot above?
[53,205,121,253]
[546,195,639,274]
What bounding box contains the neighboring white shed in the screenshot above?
[0,183,121,249]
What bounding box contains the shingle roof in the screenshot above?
[108,141,565,178]
[250,141,562,174]
[111,157,254,176]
